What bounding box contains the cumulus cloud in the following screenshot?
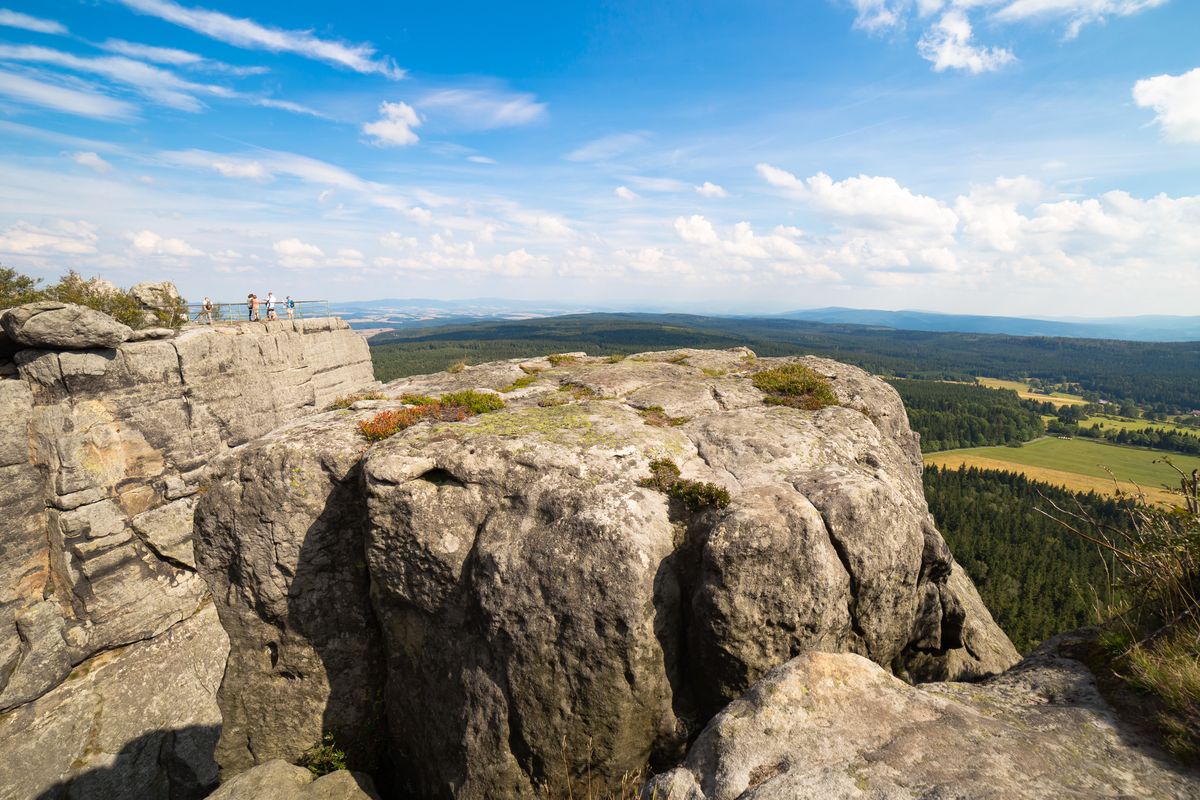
[615,186,640,201]
[419,88,546,130]
[918,10,1015,73]
[69,151,114,173]
[362,101,421,147]
[129,229,203,257]
[0,8,67,34]
[0,220,98,255]
[113,0,403,78]
[695,181,728,198]
[0,69,135,119]
[1134,67,1200,144]
[756,163,806,193]
[273,237,325,267]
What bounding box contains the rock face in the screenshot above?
[645,635,1200,799]
[2,301,132,349]
[195,348,1020,798]
[0,316,376,797]
[129,281,185,327]
[206,760,381,800]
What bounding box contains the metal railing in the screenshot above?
[184,300,330,324]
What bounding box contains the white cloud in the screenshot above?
[627,175,690,193]
[129,229,203,257]
[467,155,496,164]
[100,39,268,76]
[565,132,647,162]
[69,151,114,173]
[918,11,1016,73]
[756,163,806,193]
[273,237,325,267]
[695,181,728,198]
[0,220,98,255]
[0,8,67,34]
[418,88,546,130]
[0,69,135,119]
[114,0,402,78]
[362,101,421,147]
[849,0,909,32]
[993,0,1168,39]
[615,186,640,201]
[1134,67,1200,144]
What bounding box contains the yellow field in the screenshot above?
[976,377,1088,407]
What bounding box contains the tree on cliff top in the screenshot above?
[0,265,181,329]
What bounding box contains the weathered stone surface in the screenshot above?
[0,318,376,792]
[206,760,380,800]
[196,414,388,780]
[2,302,132,349]
[197,348,1018,798]
[126,327,175,342]
[644,638,1200,799]
[0,603,228,800]
[129,281,184,327]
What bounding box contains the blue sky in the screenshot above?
[0,0,1196,315]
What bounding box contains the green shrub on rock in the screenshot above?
[751,363,838,410]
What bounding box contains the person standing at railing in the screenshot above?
[201,297,214,325]
[285,296,295,320]
[248,293,259,321]
[266,291,278,321]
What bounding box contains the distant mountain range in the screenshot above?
[777,308,1200,342]
[331,298,1200,342]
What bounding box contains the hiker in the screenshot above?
[248,293,259,321]
[266,291,277,321]
[201,296,214,325]
[285,295,296,320]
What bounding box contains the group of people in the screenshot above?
[196,293,297,324]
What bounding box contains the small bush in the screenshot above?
[398,393,437,406]
[440,390,505,414]
[639,406,689,427]
[502,374,538,392]
[325,391,385,411]
[701,367,727,378]
[547,353,578,366]
[448,361,467,374]
[299,733,346,777]
[538,394,569,407]
[606,354,626,363]
[639,458,731,511]
[665,354,689,365]
[751,363,838,410]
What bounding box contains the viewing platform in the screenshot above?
[183,299,331,325]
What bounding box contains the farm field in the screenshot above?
[1084,414,1198,436]
[976,377,1088,406]
[924,437,1200,506]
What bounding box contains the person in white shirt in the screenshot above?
[265,291,277,321]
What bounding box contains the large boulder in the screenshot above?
[129,281,184,327]
[644,635,1200,799]
[1,302,131,350]
[206,761,380,800]
[195,349,1020,799]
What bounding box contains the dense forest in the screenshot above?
[923,465,1132,652]
[888,379,1045,452]
[1074,423,1200,457]
[369,313,1200,411]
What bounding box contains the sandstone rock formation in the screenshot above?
[645,633,1200,799]
[129,281,185,327]
[206,760,381,800]
[0,315,376,797]
[195,348,1020,798]
[2,301,132,349]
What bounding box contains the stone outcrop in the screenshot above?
[195,348,1020,798]
[0,315,376,797]
[206,760,381,800]
[645,633,1200,799]
[2,301,132,349]
[129,281,185,327]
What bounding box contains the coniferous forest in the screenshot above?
[923,465,1131,653]
[888,379,1045,452]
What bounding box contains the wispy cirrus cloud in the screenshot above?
[99,39,269,76]
[418,88,547,130]
[0,69,136,119]
[0,8,66,35]
[114,0,403,79]
[565,132,647,162]
[68,151,114,173]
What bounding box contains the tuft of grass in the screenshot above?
[299,733,347,777]
[325,391,385,411]
[448,361,467,374]
[559,383,596,401]
[638,457,730,510]
[502,374,539,393]
[357,391,503,441]
[547,353,578,366]
[701,367,727,378]
[538,394,569,407]
[751,363,838,410]
[606,354,626,363]
[665,354,690,365]
[439,390,505,414]
[519,363,544,375]
[639,406,689,428]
